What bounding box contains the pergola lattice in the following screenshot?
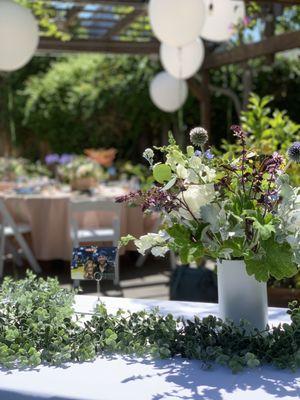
[35,0,300,132]
[37,0,300,68]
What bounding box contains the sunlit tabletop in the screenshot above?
[0,296,298,400]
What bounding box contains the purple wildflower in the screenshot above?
[230,125,247,141]
[263,152,284,174]
[194,150,202,157]
[204,149,214,160]
[116,187,179,214]
[45,154,59,165]
[59,154,73,165]
[287,142,300,163]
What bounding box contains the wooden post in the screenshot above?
[242,67,252,110]
[200,70,212,142]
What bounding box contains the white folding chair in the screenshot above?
[0,199,41,278]
[69,198,122,285]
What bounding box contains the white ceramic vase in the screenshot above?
[217,259,268,330]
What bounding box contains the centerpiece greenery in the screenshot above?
[0,273,299,373]
[118,125,299,283]
[57,155,106,190]
[0,157,50,181]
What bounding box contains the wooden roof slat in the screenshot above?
[44,0,147,9]
[245,0,300,4]
[102,8,146,39]
[80,23,149,32]
[203,30,300,69]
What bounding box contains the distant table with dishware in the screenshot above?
[0,183,157,260]
[0,296,297,400]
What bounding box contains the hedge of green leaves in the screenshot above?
[0,272,299,373]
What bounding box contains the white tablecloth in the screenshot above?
[0,296,299,400]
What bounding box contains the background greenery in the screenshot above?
[0,54,299,162]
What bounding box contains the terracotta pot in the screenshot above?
[71,177,97,191]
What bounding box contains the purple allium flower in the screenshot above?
[194,150,202,157]
[204,149,214,160]
[189,127,208,147]
[287,142,300,163]
[59,154,73,165]
[45,154,59,165]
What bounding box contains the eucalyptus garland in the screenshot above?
[0,272,299,373]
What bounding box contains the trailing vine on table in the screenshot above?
[0,272,299,373]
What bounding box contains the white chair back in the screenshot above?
[0,198,16,229]
[69,197,122,243]
[0,198,41,276]
[69,197,122,286]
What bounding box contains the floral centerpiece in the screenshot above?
[0,158,26,181]
[0,158,50,182]
[58,156,106,190]
[45,153,73,179]
[118,126,300,329]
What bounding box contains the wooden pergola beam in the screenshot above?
[39,30,300,61]
[203,30,300,69]
[38,38,159,55]
[45,0,147,9]
[102,8,146,39]
[245,0,300,4]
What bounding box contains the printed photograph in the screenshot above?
[71,246,116,281]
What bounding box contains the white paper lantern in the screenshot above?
[201,0,245,42]
[150,72,188,113]
[160,39,205,79]
[149,0,205,47]
[0,0,39,71]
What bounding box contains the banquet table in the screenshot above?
[0,185,157,260]
[0,296,298,400]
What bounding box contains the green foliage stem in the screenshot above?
[0,273,299,373]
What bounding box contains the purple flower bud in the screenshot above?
[45,154,59,165]
[230,125,247,140]
[194,150,202,157]
[189,127,208,146]
[204,149,214,160]
[287,142,300,163]
[59,154,73,165]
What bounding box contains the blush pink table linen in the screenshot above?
[0,189,157,261]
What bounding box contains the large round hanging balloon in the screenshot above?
[201,0,245,42]
[149,0,205,47]
[150,72,188,113]
[0,0,39,71]
[160,39,205,80]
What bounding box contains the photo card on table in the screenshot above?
[71,246,116,281]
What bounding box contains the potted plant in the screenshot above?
[118,127,300,330]
[58,156,105,191]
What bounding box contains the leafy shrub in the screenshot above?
[222,93,300,185]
